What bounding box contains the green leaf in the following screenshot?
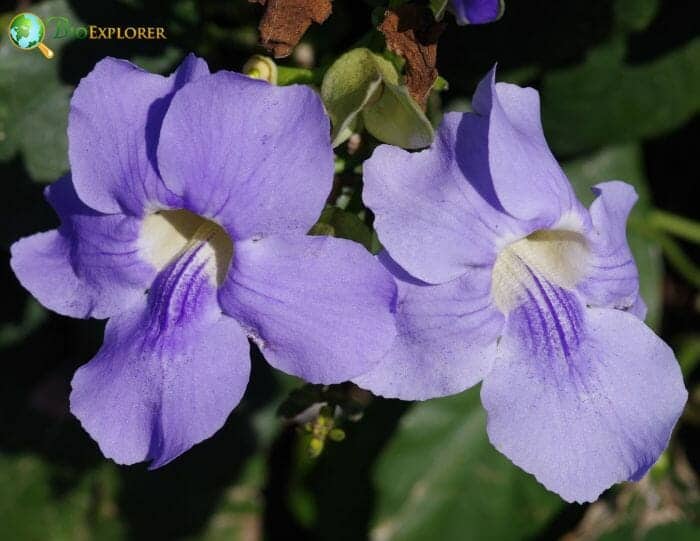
[363,82,435,150]
[277,66,317,86]
[602,521,700,541]
[371,387,563,541]
[429,0,450,20]
[321,48,433,149]
[0,298,47,349]
[563,144,663,329]
[321,48,398,147]
[614,0,659,32]
[189,456,266,541]
[0,0,82,182]
[309,206,374,251]
[0,455,123,541]
[644,522,700,541]
[542,37,700,155]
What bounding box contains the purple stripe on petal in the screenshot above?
[70,237,250,467]
[482,294,687,503]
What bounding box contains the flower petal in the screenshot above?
[70,238,250,467]
[470,68,588,225]
[578,181,642,316]
[451,0,503,25]
[68,54,209,215]
[364,113,527,284]
[157,72,334,241]
[218,235,396,383]
[353,253,503,400]
[481,291,687,503]
[10,176,154,319]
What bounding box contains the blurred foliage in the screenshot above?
[370,387,562,541]
[1,0,699,540]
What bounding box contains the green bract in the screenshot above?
[321,48,434,149]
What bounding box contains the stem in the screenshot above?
[632,218,700,289]
[649,210,700,245]
[652,232,700,289]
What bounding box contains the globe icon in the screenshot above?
[8,12,53,58]
[9,13,45,49]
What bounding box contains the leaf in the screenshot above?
[309,206,374,251]
[542,37,700,155]
[429,0,450,20]
[370,387,563,541]
[190,456,266,541]
[613,0,659,32]
[0,299,47,349]
[321,48,433,149]
[563,144,663,329]
[644,522,700,541]
[364,82,435,150]
[321,48,397,147]
[0,455,123,541]
[601,521,700,541]
[378,5,445,108]
[0,1,83,182]
[252,0,332,58]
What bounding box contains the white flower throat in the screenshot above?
[139,209,234,286]
[491,229,590,313]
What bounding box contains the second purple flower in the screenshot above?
[354,67,687,503]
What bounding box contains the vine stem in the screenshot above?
[649,210,700,245]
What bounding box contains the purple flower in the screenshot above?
[11,55,396,467]
[451,0,504,25]
[353,68,687,502]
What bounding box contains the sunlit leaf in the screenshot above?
[543,37,700,155]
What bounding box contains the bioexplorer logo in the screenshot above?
[8,13,54,58]
[7,12,167,59]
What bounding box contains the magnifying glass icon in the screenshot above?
[8,12,54,59]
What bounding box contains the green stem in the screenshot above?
[649,210,700,245]
[631,217,700,288]
[656,233,700,289]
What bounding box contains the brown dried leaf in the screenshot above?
[379,5,446,109]
[250,0,332,58]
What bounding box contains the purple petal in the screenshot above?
[364,113,527,284]
[68,54,209,215]
[70,239,250,467]
[10,176,154,319]
[470,68,588,225]
[353,252,504,400]
[218,235,396,383]
[157,73,333,241]
[481,287,687,503]
[451,0,503,25]
[578,181,642,316]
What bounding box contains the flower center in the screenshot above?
[491,229,589,313]
[139,209,233,286]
